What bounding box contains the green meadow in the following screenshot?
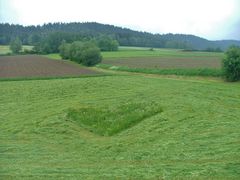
[102,47,224,59]
[0,45,33,55]
[1,74,240,179]
[1,46,239,179]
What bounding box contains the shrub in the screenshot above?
[59,41,71,59]
[60,41,102,66]
[222,46,240,82]
[69,41,84,63]
[10,37,22,53]
[23,49,35,54]
[81,46,102,66]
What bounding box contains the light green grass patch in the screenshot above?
[0,45,33,55]
[0,75,240,178]
[0,45,11,54]
[44,53,62,60]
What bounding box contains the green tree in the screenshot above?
[69,41,84,63]
[66,41,102,66]
[97,36,119,51]
[10,37,22,53]
[81,44,102,66]
[59,40,71,59]
[28,34,42,45]
[222,46,240,82]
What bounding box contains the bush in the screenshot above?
[10,37,22,53]
[222,46,240,82]
[23,49,35,54]
[69,41,84,63]
[81,46,102,66]
[59,41,102,66]
[59,41,71,59]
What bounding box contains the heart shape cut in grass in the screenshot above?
[67,101,162,136]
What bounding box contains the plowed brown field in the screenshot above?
[0,55,100,78]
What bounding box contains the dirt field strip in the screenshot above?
[0,55,101,78]
[102,57,221,69]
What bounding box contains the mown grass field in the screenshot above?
[1,46,239,178]
[1,74,240,179]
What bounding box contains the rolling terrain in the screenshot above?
[1,22,240,50]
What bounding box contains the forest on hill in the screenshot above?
[1,22,240,51]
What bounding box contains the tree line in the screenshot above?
[9,34,117,66]
[2,22,239,50]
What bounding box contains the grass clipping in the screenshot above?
[67,101,162,136]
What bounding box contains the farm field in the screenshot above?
[45,47,224,75]
[102,47,224,59]
[45,47,224,62]
[101,57,221,69]
[0,75,240,179]
[99,48,224,77]
[0,55,101,79]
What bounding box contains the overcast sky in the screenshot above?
[0,0,239,40]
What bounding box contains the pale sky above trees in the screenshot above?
[0,0,239,40]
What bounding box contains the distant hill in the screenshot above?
[0,22,239,50]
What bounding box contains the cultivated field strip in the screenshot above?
[0,55,100,78]
[102,57,221,69]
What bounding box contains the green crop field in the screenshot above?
[1,74,240,179]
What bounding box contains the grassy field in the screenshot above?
[102,47,224,59]
[0,47,239,178]
[97,64,223,77]
[43,53,62,60]
[0,45,33,55]
[0,45,11,54]
[0,74,240,179]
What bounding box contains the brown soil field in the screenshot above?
[102,57,221,69]
[0,55,100,78]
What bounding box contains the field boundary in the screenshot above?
[0,73,116,82]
